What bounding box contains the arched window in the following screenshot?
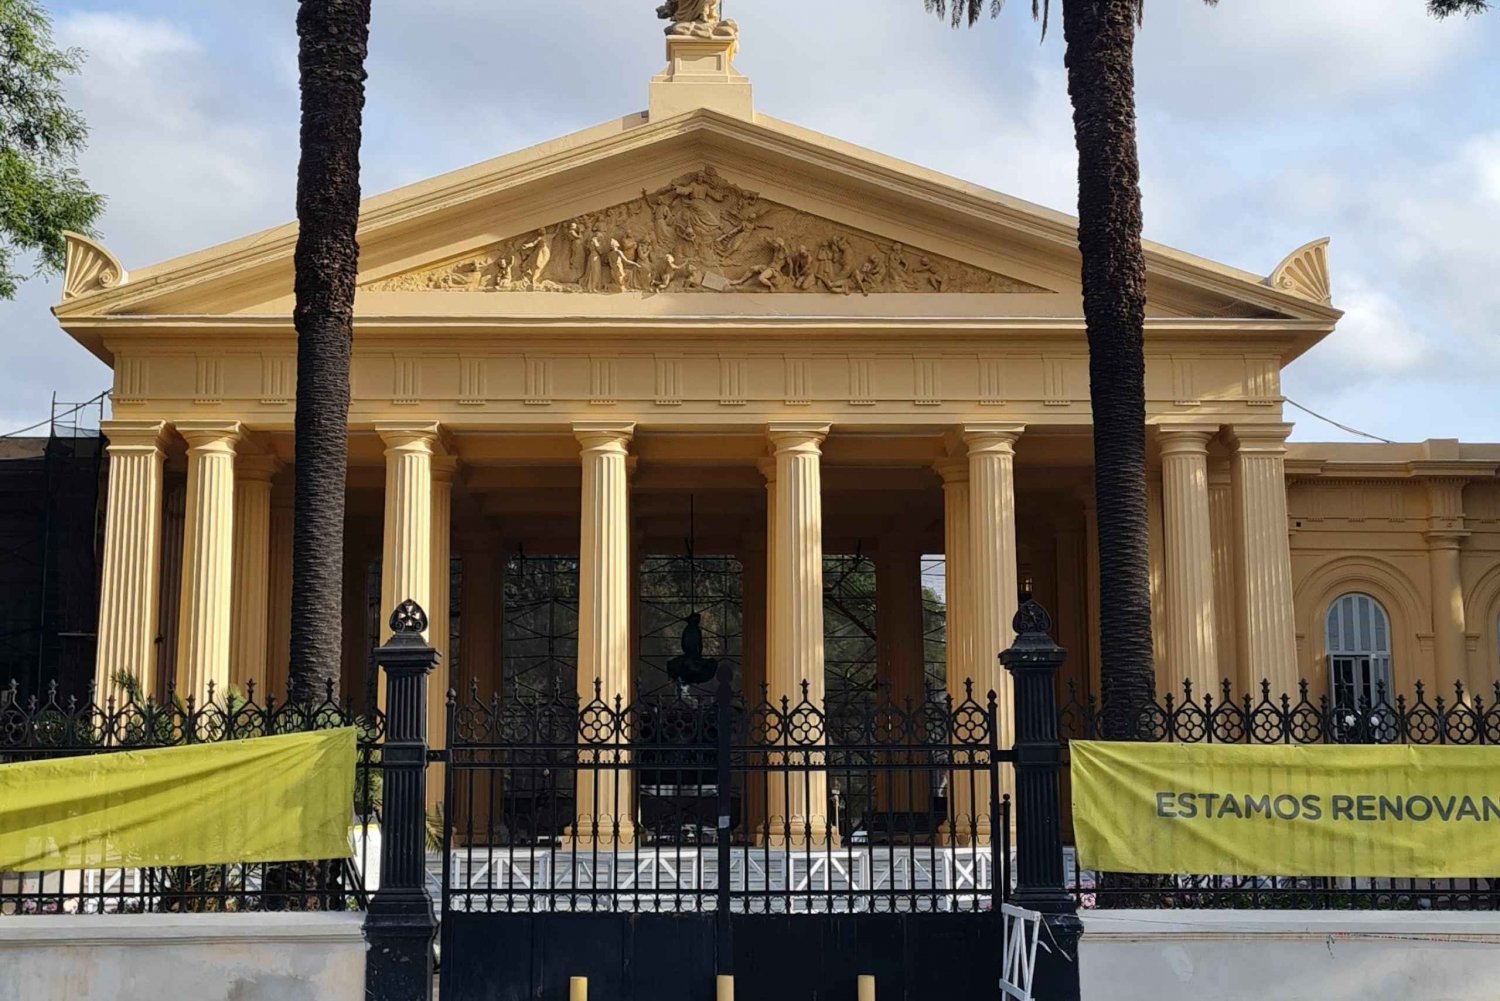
[1325,593,1393,709]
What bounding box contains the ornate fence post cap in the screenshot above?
[377,599,441,672]
[1001,598,1065,666]
[389,598,428,636]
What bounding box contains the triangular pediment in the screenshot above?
[363,167,1044,297]
[55,107,1340,367]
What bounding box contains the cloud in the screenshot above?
[1137,0,1480,119]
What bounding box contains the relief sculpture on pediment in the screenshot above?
[364,168,1044,295]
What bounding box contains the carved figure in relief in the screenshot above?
[365,167,1042,296]
[519,228,553,289]
[584,229,608,292]
[608,239,645,290]
[717,193,772,256]
[564,221,587,281]
[883,242,915,291]
[671,169,727,237]
[653,253,686,292]
[909,255,943,292]
[734,237,791,292]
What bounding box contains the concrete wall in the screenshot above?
[1081,910,1500,1001]
[0,912,365,1001]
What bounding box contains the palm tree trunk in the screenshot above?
[289,0,372,704]
[1061,0,1155,738]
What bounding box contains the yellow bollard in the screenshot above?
[858,974,876,1001]
[717,974,735,1001]
[570,977,588,1001]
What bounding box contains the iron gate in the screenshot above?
[439,671,1012,1001]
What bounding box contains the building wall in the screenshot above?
[0,913,366,1001]
[1080,911,1500,1001]
[1288,476,1500,699]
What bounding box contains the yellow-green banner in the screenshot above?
[1072,740,1500,878]
[0,728,356,872]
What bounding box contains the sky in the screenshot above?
[2,0,1498,442]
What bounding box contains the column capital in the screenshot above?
[176,420,242,454]
[236,453,282,483]
[101,419,169,453]
[767,422,830,453]
[432,454,460,484]
[1154,422,1220,456]
[962,422,1025,454]
[933,456,969,484]
[376,421,441,453]
[1424,529,1470,549]
[574,421,635,455]
[1224,423,1294,454]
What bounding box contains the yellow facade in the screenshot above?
[51,27,1499,720]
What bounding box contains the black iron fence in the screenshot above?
[1058,678,1500,910]
[0,679,385,915]
[442,675,1011,915]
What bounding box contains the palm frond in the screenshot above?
[1429,0,1490,15]
[921,0,1229,35]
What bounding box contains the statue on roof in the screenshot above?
[656,0,737,39]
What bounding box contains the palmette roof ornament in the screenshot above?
[365,168,1042,296]
[1267,238,1332,305]
[61,232,128,301]
[657,0,737,39]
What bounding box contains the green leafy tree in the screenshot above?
[0,0,103,299]
[288,0,373,703]
[925,0,1485,737]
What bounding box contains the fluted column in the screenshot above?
[175,421,242,702]
[741,527,769,837]
[1424,477,1470,696]
[1227,424,1298,694]
[95,421,170,699]
[936,457,974,693]
[426,456,456,809]
[965,423,1025,725]
[378,424,439,645]
[1207,465,1238,689]
[458,542,501,699]
[1158,424,1220,696]
[230,454,278,693]
[965,424,1025,843]
[573,422,636,846]
[767,422,832,846]
[936,455,977,843]
[265,482,293,697]
[875,539,926,811]
[876,540,926,707]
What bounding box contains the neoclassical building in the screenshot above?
[52,15,1500,750]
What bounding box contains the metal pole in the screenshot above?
[365,600,441,1001]
[1000,599,1082,1001]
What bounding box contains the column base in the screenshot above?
[937,815,992,848]
[755,816,839,849]
[564,818,638,851]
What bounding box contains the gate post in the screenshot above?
[365,600,441,1001]
[1000,599,1082,1001]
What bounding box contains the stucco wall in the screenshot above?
[0,912,365,1001]
[1081,910,1500,1001]
[1287,476,1500,696]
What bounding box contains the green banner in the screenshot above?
[1072,739,1500,878]
[0,728,355,872]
